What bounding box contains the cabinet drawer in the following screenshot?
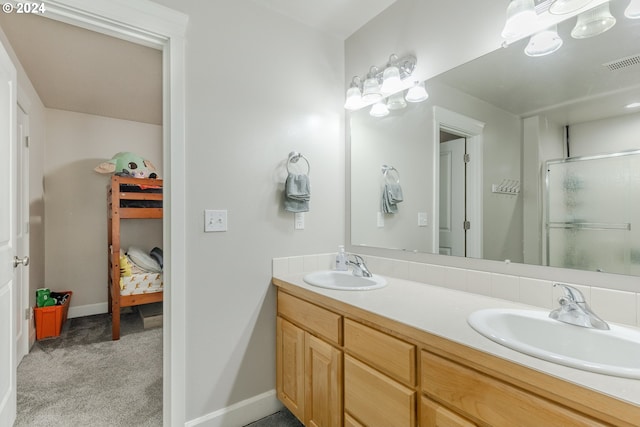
[278,291,342,345]
[344,319,416,386]
[421,396,477,427]
[421,351,609,427]
[345,355,416,427]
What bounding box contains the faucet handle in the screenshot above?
[554,283,586,304]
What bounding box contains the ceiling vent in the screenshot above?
[603,54,640,71]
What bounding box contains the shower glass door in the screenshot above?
[545,150,640,275]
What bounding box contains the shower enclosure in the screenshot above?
[545,150,640,276]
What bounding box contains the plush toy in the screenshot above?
[94,152,158,178]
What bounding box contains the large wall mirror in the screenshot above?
[350,1,640,276]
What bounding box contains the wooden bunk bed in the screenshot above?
[107,175,163,340]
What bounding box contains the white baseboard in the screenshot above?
[67,302,108,319]
[185,389,283,427]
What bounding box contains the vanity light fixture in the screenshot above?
[405,81,429,103]
[369,101,390,117]
[549,0,596,15]
[362,66,383,103]
[501,0,538,39]
[524,25,563,56]
[571,2,616,38]
[344,54,418,111]
[381,55,403,94]
[344,76,363,110]
[387,91,407,110]
[625,0,640,18]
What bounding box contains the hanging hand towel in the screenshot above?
[284,173,310,212]
[381,182,404,214]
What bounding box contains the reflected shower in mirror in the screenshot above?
[349,1,640,275]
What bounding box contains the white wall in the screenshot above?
[148,0,345,423]
[0,23,47,346]
[569,112,640,157]
[44,109,162,310]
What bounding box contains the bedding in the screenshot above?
[120,272,163,296]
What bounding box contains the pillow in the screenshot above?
[127,247,162,273]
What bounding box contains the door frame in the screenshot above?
[432,106,485,258]
[40,1,188,425]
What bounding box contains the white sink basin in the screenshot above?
[303,270,387,291]
[468,308,640,379]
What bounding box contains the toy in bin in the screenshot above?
[34,288,72,340]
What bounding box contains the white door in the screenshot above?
[439,138,465,256]
[0,37,18,427]
[15,106,29,364]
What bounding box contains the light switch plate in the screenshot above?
[418,212,428,227]
[377,212,384,228]
[205,209,227,232]
[294,212,305,230]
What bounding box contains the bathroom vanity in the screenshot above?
[273,275,640,427]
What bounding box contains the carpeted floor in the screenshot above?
[15,308,162,427]
[15,308,302,427]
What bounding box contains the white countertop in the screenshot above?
[274,273,640,407]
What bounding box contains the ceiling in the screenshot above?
[0,1,397,126]
[0,12,163,125]
[430,1,640,125]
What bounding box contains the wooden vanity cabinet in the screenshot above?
[274,281,640,427]
[277,292,342,427]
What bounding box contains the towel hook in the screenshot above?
[287,151,310,175]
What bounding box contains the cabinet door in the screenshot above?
[276,317,305,421]
[345,355,416,427]
[421,396,477,427]
[306,333,343,427]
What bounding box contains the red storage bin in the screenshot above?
[34,291,72,339]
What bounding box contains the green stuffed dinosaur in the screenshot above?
[94,152,158,178]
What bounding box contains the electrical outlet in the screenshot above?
[204,209,227,232]
[294,212,305,230]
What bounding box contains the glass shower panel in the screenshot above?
[546,152,640,275]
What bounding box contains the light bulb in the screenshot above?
[369,101,389,118]
[525,26,563,57]
[625,0,640,18]
[501,0,538,39]
[405,81,428,103]
[571,3,616,39]
[344,86,363,110]
[549,0,596,15]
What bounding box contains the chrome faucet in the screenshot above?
[549,283,609,330]
[347,254,372,278]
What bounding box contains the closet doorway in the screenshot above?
[0,1,187,423]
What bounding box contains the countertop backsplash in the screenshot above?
[272,253,640,328]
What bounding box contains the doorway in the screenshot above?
[0,1,187,425]
[433,106,485,259]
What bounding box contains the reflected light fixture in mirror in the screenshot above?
[525,25,563,56]
[362,66,383,103]
[624,0,640,18]
[381,55,403,93]
[501,0,537,38]
[405,81,429,103]
[387,92,407,110]
[571,2,616,38]
[370,101,389,117]
[344,76,363,110]
[549,0,596,15]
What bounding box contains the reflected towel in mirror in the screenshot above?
[284,173,310,212]
[382,183,403,214]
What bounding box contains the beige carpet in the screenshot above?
[15,310,162,426]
